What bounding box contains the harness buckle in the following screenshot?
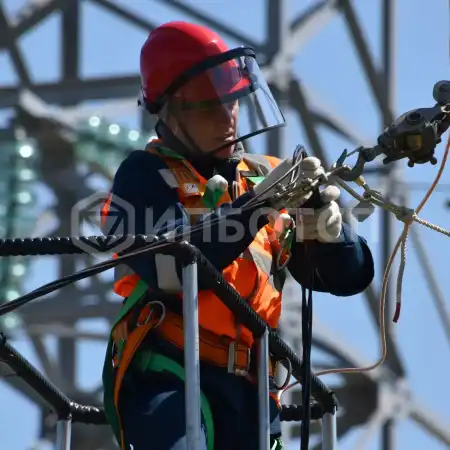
[227,341,250,377]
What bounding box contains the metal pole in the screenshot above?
[56,419,72,450]
[381,1,397,449]
[182,262,202,450]
[258,328,271,450]
[321,413,337,450]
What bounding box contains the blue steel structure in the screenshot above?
[0,1,449,449]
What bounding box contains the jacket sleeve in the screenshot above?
[287,223,375,296]
[102,150,268,291]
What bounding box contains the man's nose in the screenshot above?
[213,102,236,124]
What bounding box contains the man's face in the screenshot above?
[177,100,239,159]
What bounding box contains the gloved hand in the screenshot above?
[290,157,343,243]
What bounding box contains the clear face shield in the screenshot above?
[163,48,286,156]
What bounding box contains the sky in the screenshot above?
[0,0,450,449]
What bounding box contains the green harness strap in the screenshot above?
[134,351,215,450]
[102,280,149,447]
[102,280,214,450]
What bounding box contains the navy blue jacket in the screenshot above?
[103,150,374,296]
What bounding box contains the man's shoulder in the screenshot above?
[112,149,180,199]
[119,149,168,171]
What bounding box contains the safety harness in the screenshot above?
[102,279,217,450]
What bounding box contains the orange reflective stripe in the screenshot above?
[263,155,281,169]
[154,310,253,371]
[112,318,158,450]
[111,253,141,297]
[270,391,282,410]
[181,159,208,185]
[114,274,141,298]
[100,193,112,227]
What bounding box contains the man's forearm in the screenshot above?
[287,223,375,296]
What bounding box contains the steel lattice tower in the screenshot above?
[0,1,449,449]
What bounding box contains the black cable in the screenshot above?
[0,197,269,317]
[297,158,322,449]
[300,251,314,450]
[0,175,338,414]
[0,150,321,319]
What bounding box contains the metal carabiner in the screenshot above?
[136,300,166,329]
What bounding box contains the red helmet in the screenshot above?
[139,21,285,153]
[140,21,248,112]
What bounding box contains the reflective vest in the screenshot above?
[110,140,288,348]
[102,142,291,449]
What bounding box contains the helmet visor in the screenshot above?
[169,53,285,154]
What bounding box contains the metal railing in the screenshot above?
[0,236,338,450]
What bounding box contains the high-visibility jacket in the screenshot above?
[109,140,289,349]
[101,141,292,450]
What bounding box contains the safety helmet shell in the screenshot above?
[140,21,238,113]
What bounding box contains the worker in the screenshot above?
[100,21,375,450]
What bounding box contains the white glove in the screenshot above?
[290,157,343,243]
[299,156,324,183]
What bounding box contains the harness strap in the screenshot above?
[104,277,282,450]
[134,351,215,450]
[150,309,253,374]
[103,279,150,450]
